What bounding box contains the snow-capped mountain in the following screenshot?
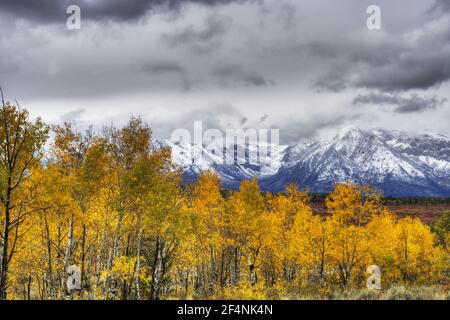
[156,126,450,197]
[155,138,286,189]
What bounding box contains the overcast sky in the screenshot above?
[0,0,449,144]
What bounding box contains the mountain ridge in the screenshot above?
[156,127,450,197]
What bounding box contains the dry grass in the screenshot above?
[282,285,450,300]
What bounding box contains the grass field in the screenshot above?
[296,285,450,300]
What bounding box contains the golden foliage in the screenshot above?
[1,105,447,300]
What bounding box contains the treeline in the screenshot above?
[0,102,449,300]
[383,197,450,205]
[308,194,450,204]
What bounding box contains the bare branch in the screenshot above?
[0,86,5,107]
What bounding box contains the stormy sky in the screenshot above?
[0,0,449,144]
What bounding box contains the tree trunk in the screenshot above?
[103,208,123,299]
[80,224,86,299]
[150,235,164,300]
[44,214,55,299]
[135,215,143,300]
[0,182,11,300]
[63,213,74,297]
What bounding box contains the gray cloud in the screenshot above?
[152,103,245,138]
[431,0,450,14]
[241,74,273,87]
[353,92,448,114]
[0,0,247,23]
[212,64,274,87]
[356,56,450,92]
[280,114,362,145]
[259,114,269,123]
[161,14,232,53]
[141,61,185,74]
[313,15,450,93]
[152,103,362,146]
[314,68,348,92]
[0,60,18,74]
[315,49,450,93]
[277,3,297,30]
[1,0,450,142]
[60,108,86,122]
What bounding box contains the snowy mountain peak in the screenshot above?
[335,125,364,140]
[331,126,374,157]
[155,128,450,197]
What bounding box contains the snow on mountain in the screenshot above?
[154,138,287,189]
[155,127,450,197]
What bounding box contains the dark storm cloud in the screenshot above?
[353,92,448,114]
[312,15,450,93]
[2,0,450,139]
[0,0,247,23]
[314,44,450,93]
[431,0,450,14]
[212,64,274,87]
[356,56,450,92]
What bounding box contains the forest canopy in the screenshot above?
[0,102,448,300]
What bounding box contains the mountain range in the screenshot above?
[156,126,450,197]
